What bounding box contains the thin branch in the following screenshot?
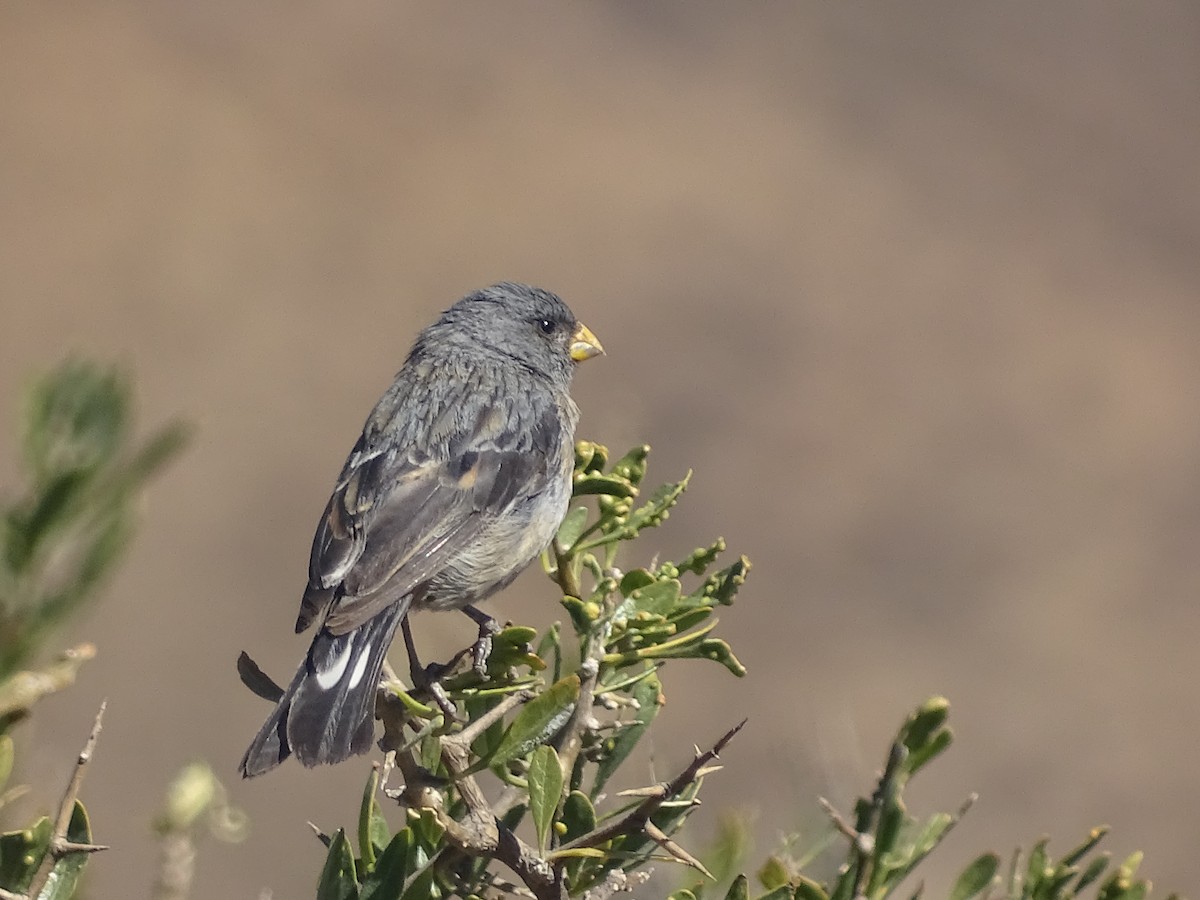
[818,797,871,851]
[384,702,565,900]
[25,700,109,899]
[455,689,533,746]
[552,541,582,601]
[371,568,740,900]
[553,646,601,786]
[557,718,745,853]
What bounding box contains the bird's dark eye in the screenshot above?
[537,319,556,335]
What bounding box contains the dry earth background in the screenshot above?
[2,4,1199,898]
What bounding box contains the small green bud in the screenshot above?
[158,762,217,832]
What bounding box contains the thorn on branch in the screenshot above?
[24,700,108,900]
[558,718,745,853]
[644,820,714,879]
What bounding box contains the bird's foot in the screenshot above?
[464,606,501,677]
[403,615,467,721]
[415,656,468,723]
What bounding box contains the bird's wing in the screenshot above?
[295,404,560,636]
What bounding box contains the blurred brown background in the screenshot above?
[2,3,1199,897]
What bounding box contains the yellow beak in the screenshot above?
[570,322,605,362]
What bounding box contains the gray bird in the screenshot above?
[240,283,603,777]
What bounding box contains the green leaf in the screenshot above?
[668,606,714,631]
[24,361,127,482]
[36,801,92,900]
[629,578,681,616]
[676,539,726,576]
[706,555,751,606]
[494,625,537,646]
[560,791,596,843]
[561,596,598,633]
[901,697,949,756]
[611,444,651,485]
[358,769,390,874]
[556,506,591,549]
[1,359,189,679]
[724,874,749,900]
[361,829,412,900]
[406,809,443,860]
[528,745,563,853]
[626,473,690,532]
[619,568,656,596]
[592,672,661,796]
[1039,864,1083,900]
[399,863,437,900]
[572,473,638,499]
[950,854,1000,900]
[696,639,746,676]
[482,675,580,771]
[906,813,953,866]
[904,726,952,779]
[419,730,441,773]
[549,847,607,860]
[486,626,545,674]
[1075,854,1111,893]
[385,684,436,719]
[8,471,90,570]
[0,816,51,892]
[1117,850,1144,879]
[1061,827,1108,867]
[316,829,360,900]
[602,620,719,667]
[121,422,191,487]
[759,888,793,900]
[500,801,528,834]
[1026,838,1049,887]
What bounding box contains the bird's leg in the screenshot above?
[402,617,464,722]
[462,604,500,677]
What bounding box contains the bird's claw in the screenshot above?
[471,636,492,678]
[471,617,501,677]
[417,660,466,722]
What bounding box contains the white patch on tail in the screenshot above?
[347,643,372,690]
[315,641,353,690]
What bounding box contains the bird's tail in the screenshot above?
[240,603,406,777]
